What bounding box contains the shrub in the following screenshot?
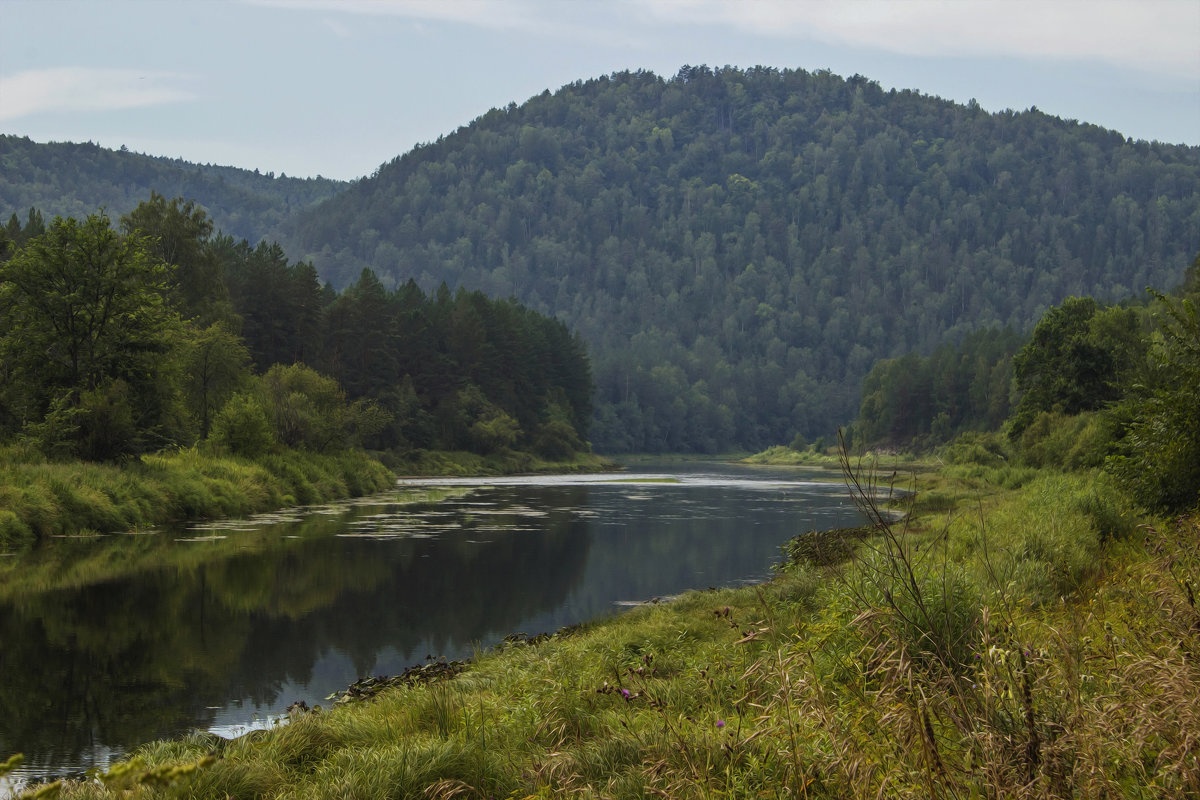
[531,419,585,460]
[941,430,1012,467]
[1016,410,1117,470]
[210,393,275,458]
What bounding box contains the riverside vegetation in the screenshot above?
[3,64,1198,796]
[4,440,1195,798]
[7,261,1193,797]
[0,196,599,546]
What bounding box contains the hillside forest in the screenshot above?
[0,196,593,468]
[0,135,346,246]
[844,256,1200,513]
[281,66,1200,452]
[3,66,1199,455]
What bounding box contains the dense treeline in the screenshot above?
[281,65,1200,452]
[0,135,345,246]
[0,197,593,467]
[853,257,1200,512]
[855,327,1024,447]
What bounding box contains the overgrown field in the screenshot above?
[0,445,396,546]
[8,458,1198,799]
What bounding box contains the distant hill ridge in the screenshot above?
[0,135,347,246]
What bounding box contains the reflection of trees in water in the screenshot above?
[0,487,591,771]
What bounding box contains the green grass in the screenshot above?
[0,445,396,547]
[388,448,619,477]
[24,458,1198,799]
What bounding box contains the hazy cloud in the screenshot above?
[247,0,1200,81]
[0,67,193,122]
[637,0,1200,80]
[321,17,353,39]
[250,0,552,33]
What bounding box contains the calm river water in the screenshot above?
[0,461,862,788]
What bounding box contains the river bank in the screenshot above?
[12,455,1195,799]
[0,446,396,547]
[0,446,618,548]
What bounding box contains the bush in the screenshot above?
[1106,295,1200,512]
[941,431,1011,467]
[1015,410,1117,470]
[469,410,521,454]
[531,419,585,460]
[210,393,276,458]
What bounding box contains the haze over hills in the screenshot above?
[4,66,1200,453]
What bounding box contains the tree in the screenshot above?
[257,363,389,453]
[121,193,231,324]
[182,322,252,440]
[1107,291,1200,511]
[1009,297,1120,438]
[0,213,182,457]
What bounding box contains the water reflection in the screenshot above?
[0,463,860,784]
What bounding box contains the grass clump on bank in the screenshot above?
[27,452,1198,799]
[0,444,395,546]
[386,448,619,477]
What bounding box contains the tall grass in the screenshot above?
[0,445,395,546]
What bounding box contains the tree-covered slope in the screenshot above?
[0,135,347,246]
[285,66,1200,453]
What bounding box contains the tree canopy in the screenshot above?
[280,66,1200,451]
[0,213,181,459]
[0,200,594,463]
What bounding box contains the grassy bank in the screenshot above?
[13,456,1197,799]
[388,448,620,477]
[0,445,396,546]
[0,444,617,547]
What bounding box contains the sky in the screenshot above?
[2,0,1198,182]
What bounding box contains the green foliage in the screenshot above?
[210,392,275,458]
[315,277,593,458]
[73,379,140,463]
[1108,292,1200,512]
[0,444,394,545]
[469,410,521,454]
[0,198,592,476]
[858,328,1022,447]
[1014,409,1120,470]
[257,364,364,453]
[0,213,184,459]
[283,66,1200,452]
[531,418,586,460]
[121,191,232,324]
[0,134,346,246]
[1009,297,1145,438]
[940,430,1012,468]
[180,321,252,440]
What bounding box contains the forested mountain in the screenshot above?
[283,66,1200,453]
[0,135,346,245]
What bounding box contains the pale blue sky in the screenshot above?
[3,0,1197,181]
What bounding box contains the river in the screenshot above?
[0,461,863,789]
